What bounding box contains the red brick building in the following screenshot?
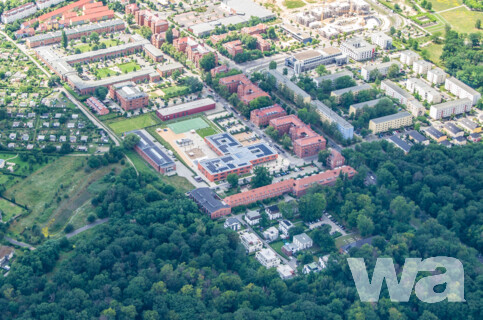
[253,34,271,52]
[224,166,356,207]
[218,74,270,105]
[174,37,215,68]
[223,40,243,57]
[250,104,286,127]
[210,33,228,45]
[125,3,139,15]
[110,82,149,111]
[86,96,109,115]
[156,98,216,121]
[270,115,326,158]
[135,9,168,34]
[211,65,229,77]
[326,148,345,169]
[241,23,267,36]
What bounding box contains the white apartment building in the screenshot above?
[256,248,281,268]
[413,60,433,75]
[399,50,419,66]
[36,0,65,9]
[407,99,426,117]
[240,232,263,253]
[381,79,413,105]
[263,227,279,242]
[444,77,481,105]
[369,111,413,134]
[429,98,472,120]
[406,78,442,104]
[279,219,294,237]
[293,233,313,250]
[1,2,37,24]
[340,37,375,61]
[427,67,447,85]
[361,61,401,81]
[371,32,392,50]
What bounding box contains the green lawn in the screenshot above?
[161,85,189,99]
[196,127,217,138]
[0,198,25,222]
[431,0,462,12]
[167,117,210,134]
[422,43,444,66]
[270,240,289,260]
[96,61,140,79]
[118,61,140,73]
[74,40,122,53]
[283,0,305,9]
[108,113,160,134]
[439,7,483,33]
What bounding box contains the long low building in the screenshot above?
[361,61,401,81]
[130,129,176,175]
[156,98,216,121]
[26,19,125,48]
[444,77,481,105]
[189,166,356,218]
[429,98,472,120]
[369,111,413,134]
[313,70,353,87]
[331,84,373,103]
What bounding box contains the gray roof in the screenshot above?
[64,40,147,63]
[266,69,311,99]
[222,0,276,20]
[350,98,385,111]
[157,62,183,72]
[407,130,427,143]
[331,83,373,97]
[116,85,148,100]
[27,19,125,43]
[431,98,472,111]
[444,122,462,135]
[189,188,230,214]
[293,233,312,245]
[225,217,240,226]
[370,111,412,124]
[157,98,215,117]
[341,236,375,252]
[425,126,444,139]
[131,130,174,168]
[205,132,242,154]
[382,79,413,99]
[314,70,353,84]
[387,135,411,153]
[459,118,478,130]
[446,77,480,95]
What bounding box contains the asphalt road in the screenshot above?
[66,218,109,239]
[5,237,36,251]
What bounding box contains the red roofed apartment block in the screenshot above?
[250,104,287,127]
[223,40,243,57]
[125,3,139,15]
[270,115,326,158]
[135,9,168,34]
[211,65,229,77]
[218,74,270,105]
[326,148,345,169]
[241,23,267,36]
[224,166,357,207]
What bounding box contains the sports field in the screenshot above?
[109,113,160,134]
[167,117,210,134]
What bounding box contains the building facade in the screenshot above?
[369,111,413,134]
[429,98,472,120]
[444,77,481,105]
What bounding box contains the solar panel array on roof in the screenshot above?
[131,130,174,168]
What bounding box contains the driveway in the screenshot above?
[307,214,347,236]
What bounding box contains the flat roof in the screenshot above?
[314,70,353,83]
[382,79,413,98]
[131,129,174,168]
[157,98,215,117]
[189,187,230,213]
[431,98,472,110]
[293,50,322,61]
[387,135,411,153]
[444,122,462,134]
[407,130,427,143]
[447,77,480,95]
[425,126,444,139]
[222,0,275,20]
[157,62,183,72]
[350,98,385,110]
[370,111,412,124]
[331,83,372,96]
[459,118,478,130]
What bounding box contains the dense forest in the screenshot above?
[0,141,481,319]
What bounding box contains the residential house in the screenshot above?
[256,248,281,268]
[245,210,261,226]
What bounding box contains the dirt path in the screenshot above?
[65,218,109,239]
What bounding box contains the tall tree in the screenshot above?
[251,166,272,188]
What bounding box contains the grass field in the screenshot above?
[167,117,210,134]
[270,240,289,260]
[124,149,193,192]
[0,198,25,222]
[196,127,217,138]
[96,61,140,79]
[422,43,444,65]
[74,40,121,53]
[283,0,306,9]
[424,6,483,34]
[108,113,160,134]
[162,85,189,97]
[431,0,462,12]
[5,157,122,238]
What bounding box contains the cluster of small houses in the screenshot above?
[223,205,331,279]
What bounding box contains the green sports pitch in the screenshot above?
[167,117,210,134]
